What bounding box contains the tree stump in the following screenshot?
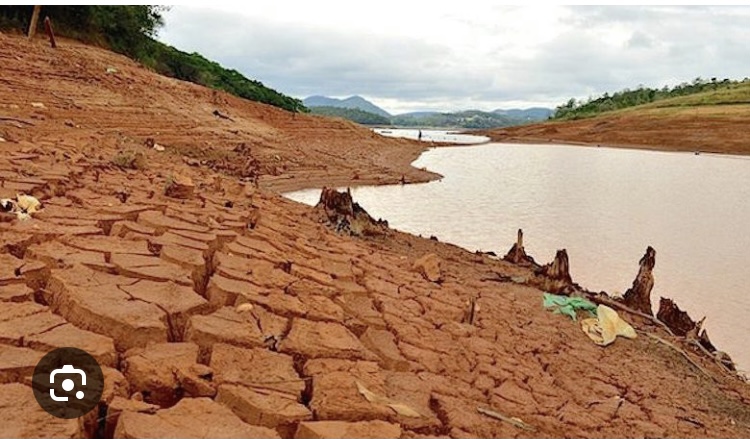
[503,229,535,266]
[622,246,656,315]
[316,187,387,237]
[44,16,56,48]
[534,249,573,294]
[27,6,41,39]
[656,297,696,336]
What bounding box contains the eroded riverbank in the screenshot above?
[0,33,748,438]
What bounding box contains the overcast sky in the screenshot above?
[158,4,750,114]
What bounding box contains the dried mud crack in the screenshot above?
[0,32,749,439]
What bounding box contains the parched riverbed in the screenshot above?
[287,141,750,372]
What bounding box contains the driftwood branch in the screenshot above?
[587,293,675,337]
[0,116,35,126]
[644,333,716,382]
[477,407,536,431]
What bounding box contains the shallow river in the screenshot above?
[285,141,750,372]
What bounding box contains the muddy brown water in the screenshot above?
[286,142,750,373]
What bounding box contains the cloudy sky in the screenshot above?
[159,4,750,114]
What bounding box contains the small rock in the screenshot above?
[31,102,46,109]
[413,253,443,283]
[153,144,166,152]
[64,120,75,127]
[0,137,6,142]
[165,174,195,199]
[106,67,118,74]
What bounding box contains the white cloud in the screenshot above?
[158,4,750,114]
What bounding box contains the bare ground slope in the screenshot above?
[0,33,749,438]
[480,102,750,155]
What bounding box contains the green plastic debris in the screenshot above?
[543,293,597,321]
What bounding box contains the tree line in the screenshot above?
[553,77,750,120]
[0,6,306,112]
[308,106,391,125]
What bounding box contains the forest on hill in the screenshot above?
[0,6,306,112]
[553,77,750,120]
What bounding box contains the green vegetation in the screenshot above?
[309,106,391,125]
[554,77,750,120]
[0,6,305,112]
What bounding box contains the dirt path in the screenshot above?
[1,32,749,438]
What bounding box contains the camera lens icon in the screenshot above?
[33,347,103,419]
[49,364,87,402]
[61,379,84,400]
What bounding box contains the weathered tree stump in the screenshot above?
[462,296,479,325]
[503,229,535,266]
[27,6,41,39]
[316,187,387,237]
[318,187,355,218]
[656,297,696,337]
[44,16,56,48]
[533,249,574,294]
[622,246,656,315]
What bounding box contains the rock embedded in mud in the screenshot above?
[622,246,656,315]
[412,253,443,283]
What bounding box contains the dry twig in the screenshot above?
[477,406,536,431]
[644,333,716,382]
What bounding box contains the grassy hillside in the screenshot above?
[0,6,305,112]
[554,77,750,120]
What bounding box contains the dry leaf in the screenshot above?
[387,402,422,418]
[355,381,388,404]
[355,381,422,418]
[235,303,254,313]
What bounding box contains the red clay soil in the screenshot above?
[0,32,749,438]
[478,106,750,155]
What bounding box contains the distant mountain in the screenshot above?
[493,107,553,121]
[308,106,391,126]
[304,96,552,129]
[303,95,391,117]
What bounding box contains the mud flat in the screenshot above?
[0,32,749,438]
